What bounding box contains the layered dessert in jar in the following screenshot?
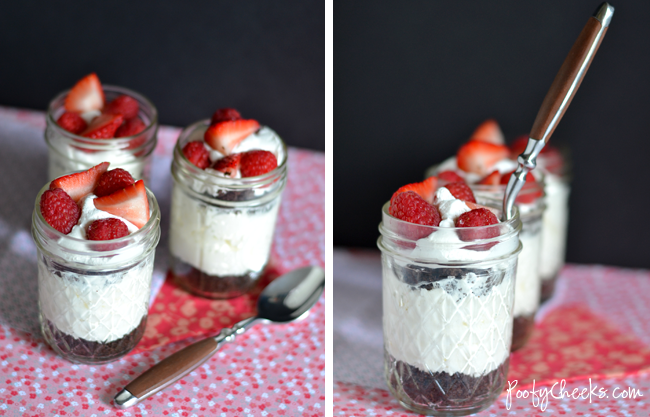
[169,108,287,299]
[378,175,522,415]
[426,121,544,351]
[32,163,161,364]
[45,73,158,182]
[510,136,571,302]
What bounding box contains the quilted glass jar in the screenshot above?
[378,200,522,416]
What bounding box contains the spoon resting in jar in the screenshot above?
[114,265,325,409]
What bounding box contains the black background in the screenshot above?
[335,1,650,268]
[0,1,324,151]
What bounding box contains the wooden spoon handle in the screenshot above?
[529,2,614,143]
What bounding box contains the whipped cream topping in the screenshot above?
[433,187,471,227]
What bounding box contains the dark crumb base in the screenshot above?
[540,273,559,303]
[386,351,508,415]
[511,313,535,352]
[42,315,146,364]
[172,256,263,299]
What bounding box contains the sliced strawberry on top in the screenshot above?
[64,73,105,113]
[104,95,139,120]
[390,176,438,206]
[438,170,464,183]
[81,114,124,139]
[57,112,88,135]
[93,180,150,229]
[211,108,242,124]
[456,140,509,176]
[213,153,241,177]
[477,170,501,185]
[469,119,505,145]
[204,119,260,155]
[50,162,110,203]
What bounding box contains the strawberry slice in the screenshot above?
[93,180,150,229]
[82,114,124,139]
[204,119,260,155]
[390,176,438,206]
[457,140,509,176]
[64,73,105,113]
[213,153,242,177]
[477,170,501,185]
[50,162,110,203]
[469,119,505,145]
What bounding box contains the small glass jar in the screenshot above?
[32,184,161,364]
[169,120,287,299]
[45,85,158,182]
[378,200,522,416]
[537,148,571,302]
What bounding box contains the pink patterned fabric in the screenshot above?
[0,106,324,416]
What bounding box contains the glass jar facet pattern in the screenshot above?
[169,120,287,299]
[45,85,158,182]
[32,185,161,364]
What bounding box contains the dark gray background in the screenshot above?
[0,1,324,151]
[335,1,650,268]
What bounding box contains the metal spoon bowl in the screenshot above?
[114,265,325,408]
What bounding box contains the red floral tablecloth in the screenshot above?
[0,106,325,416]
[334,248,650,416]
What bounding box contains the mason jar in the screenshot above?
[45,85,158,182]
[169,120,287,299]
[470,183,545,351]
[378,200,522,416]
[32,184,161,364]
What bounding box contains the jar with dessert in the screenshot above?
[32,163,161,364]
[169,108,287,299]
[45,73,158,182]
[378,177,522,416]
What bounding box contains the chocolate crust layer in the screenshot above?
[511,313,535,352]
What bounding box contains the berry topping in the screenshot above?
[477,170,501,185]
[390,177,438,206]
[57,112,87,135]
[94,168,136,197]
[508,135,529,158]
[204,119,260,155]
[444,182,476,203]
[87,218,129,241]
[499,170,535,185]
[81,113,124,139]
[50,162,110,203]
[115,117,146,138]
[213,153,242,177]
[64,73,105,113]
[240,150,278,177]
[104,95,139,120]
[93,180,150,229]
[438,170,464,183]
[389,191,441,227]
[211,108,242,124]
[456,140,510,176]
[40,188,81,234]
[455,208,499,242]
[469,119,505,145]
[182,141,211,169]
[463,201,501,216]
[500,170,543,203]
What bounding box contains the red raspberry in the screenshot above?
[389,191,441,226]
[40,188,81,234]
[211,108,242,125]
[182,141,211,169]
[455,208,499,242]
[438,170,464,183]
[444,182,476,203]
[94,169,135,197]
[213,153,241,177]
[86,218,129,241]
[240,150,278,177]
[57,112,87,135]
[115,117,146,138]
[104,95,139,120]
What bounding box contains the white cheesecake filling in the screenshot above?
[513,226,541,317]
[383,259,515,376]
[48,146,146,182]
[169,185,280,277]
[539,173,570,280]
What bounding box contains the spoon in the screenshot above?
[503,2,614,219]
[114,265,325,409]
